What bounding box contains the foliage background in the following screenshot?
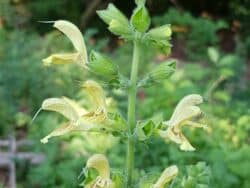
[0,0,250,187]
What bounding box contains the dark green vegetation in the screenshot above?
[0,0,249,187]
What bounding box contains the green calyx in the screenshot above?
[97,3,131,38]
[148,24,172,40]
[139,60,176,87]
[88,51,118,80]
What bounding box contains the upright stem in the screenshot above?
[126,41,140,187]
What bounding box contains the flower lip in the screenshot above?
[153,165,178,188]
[86,154,110,179]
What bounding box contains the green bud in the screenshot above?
[88,51,118,79]
[131,5,150,32]
[150,39,172,55]
[149,60,176,82]
[109,19,131,37]
[148,24,172,40]
[97,3,131,37]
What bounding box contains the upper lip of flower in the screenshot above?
[158,94,208,151]
[42,20,88,66]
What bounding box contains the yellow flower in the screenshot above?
[43,20,88,66]
[153,165,178,188]
[158,94,208,151]
[79,80,107,124]
[40,80,108,143]
[85,154,113,188]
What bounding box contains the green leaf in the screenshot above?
[112,172,124,187]
[207,47,219,63]
[131,5,150,32]
[136,120,155,141]
[135,0,146,5]
[181,162,212,188]
[79,168,99,187]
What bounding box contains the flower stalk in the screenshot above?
[126,41,140,187]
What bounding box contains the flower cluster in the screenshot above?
[36,0,208,187]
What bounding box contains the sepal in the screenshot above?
[88,50,119,80]
[138,60,176,88]
[97,4,131,38]
[148,24,172,40]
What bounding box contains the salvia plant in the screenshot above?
[35,0,210,187]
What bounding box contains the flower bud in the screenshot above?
[88,51,118,80]
[148,24,172,40]
[97,4,131,37]
[109,19,131,37]
[149,60,176,82]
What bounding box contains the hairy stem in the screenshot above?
[126,41,140,187]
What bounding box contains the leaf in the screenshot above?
[131,6,150,32]
[136,120,155,141]
[207,47,219,63]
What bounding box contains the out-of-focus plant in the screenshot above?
[153,8,228,60]
[34,1,210,187]
[205,47,243,102]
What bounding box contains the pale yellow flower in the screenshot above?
[152,165,178,188]
[158,94,207,151]
[43,20,88,66]
[85,154,113,188]
[79,80,107,124]
[40,80,108,143]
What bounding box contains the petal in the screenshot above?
[40,123,79,144]
[159,127,195,151]
[82,80,107,114]
[62,97,87,117]
[42,53,80,66]
[41,97,81,121]
[167,94,203,127]
[86,154,110,179]
[53,20,88,64]
[153,165,178,188]
[185,120,208,130]
[159,127,182,144]
[81,109,107,123]
[180,136,196,151]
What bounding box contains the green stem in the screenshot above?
[126,41,140,187]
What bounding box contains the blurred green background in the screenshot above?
[0,0,250,187]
